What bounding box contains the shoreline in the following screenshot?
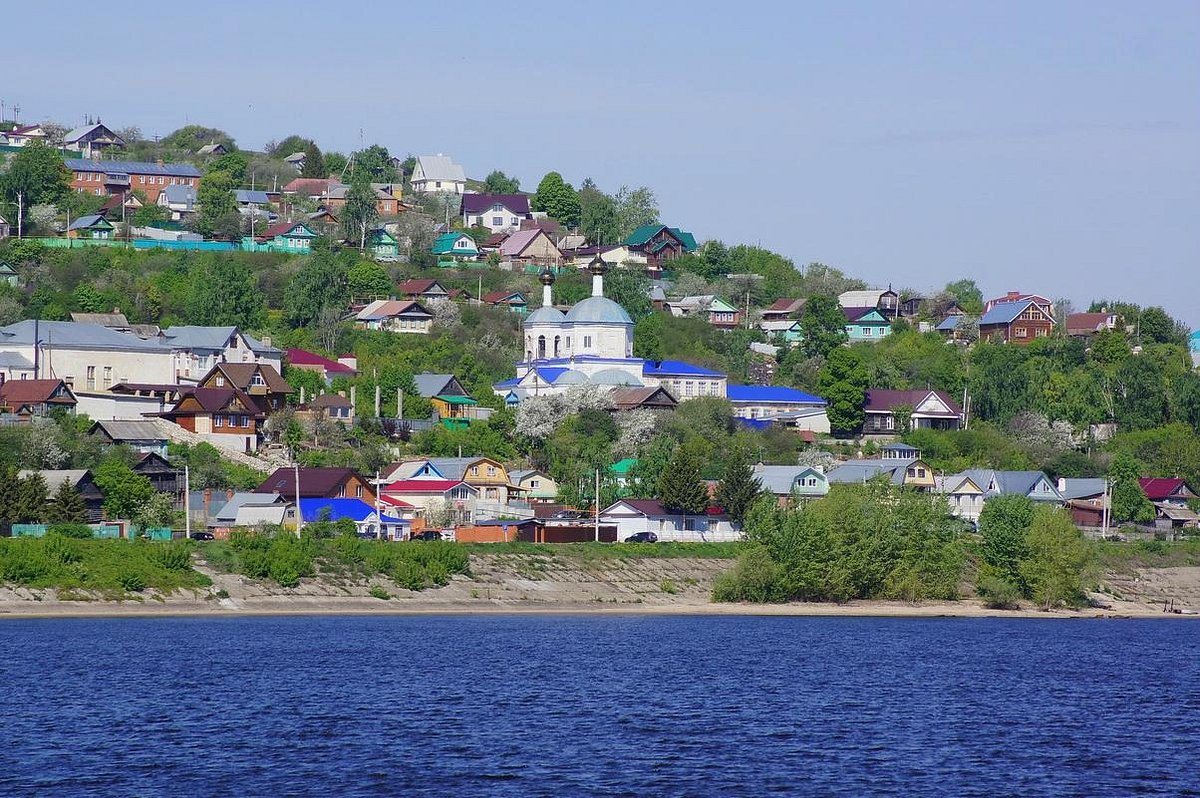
[0,596,1190,621]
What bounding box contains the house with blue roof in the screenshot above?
[298,498,409,540]
[66,158,202,204]
[753,464,830,505]
[67,214,114,240]
[726,384,829,431]
[978,299,1054,344]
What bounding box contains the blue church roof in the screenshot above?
[642,360,724,377]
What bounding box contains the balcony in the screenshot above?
[104,173,131,186]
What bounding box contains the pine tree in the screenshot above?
[300,141,325,178]
[47,479,87,524]
[0,466,18,522]
[13,472,49,524]
[716,449,762,525]
[657,445,709,515]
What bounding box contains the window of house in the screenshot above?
[86,366,95,390]
[492,217,503,227]
[435,181,442,188]
[95,188,102,195]
[1015,327,1027,337]
[510,217,517,226]
[215,376,225,386]
[487,466,496,477]
[214,415,224,427]
[471,466,479,476]
[103,366,112,388]
[491,203,503,212]
[907,467,916,477]
[583,335,592,348]
[356,485,364,498]
[251,373,265,386]
[685,381,694,396]
[864,328,873,336]
[337,486,346,497]
[240,416,250,428]
[530,480,540,489]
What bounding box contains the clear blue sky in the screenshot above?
[7,1,1199,322]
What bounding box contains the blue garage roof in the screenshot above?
[299,498,405,524]
[726,384,826,405]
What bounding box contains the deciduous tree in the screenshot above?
[483,170,520,194]
[800,295,848,359]
[533,171,581,228]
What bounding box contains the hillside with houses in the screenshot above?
[1,112,1199,609]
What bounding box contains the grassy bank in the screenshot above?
[1094,539,1200,571]
[200,533,470,591]
[461,541,741,561]
[0,537,209,598]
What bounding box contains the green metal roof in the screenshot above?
[431,232,478,255]
[435,394,478,405]
[610,458,638,474]
[623,224,696,251]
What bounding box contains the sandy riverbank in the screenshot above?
[2,551,1195,620]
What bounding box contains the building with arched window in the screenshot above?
[494,258,727,402]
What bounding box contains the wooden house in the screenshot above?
[256,467,376,503]
[978,299,1055,344]
[198,363,292,414]
[622,224,697,276]
[161,387,265,453]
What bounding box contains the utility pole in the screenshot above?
[16,191,23,239]
[294,462,303,536]
[594,468,601,542]
[375,469,383,540]
[397,388,403,420]
[183,465,191,539]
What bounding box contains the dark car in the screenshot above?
[623,531,659,544]
[411,530,443,541]
[188,531,215,541]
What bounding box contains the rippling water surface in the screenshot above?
[1,615,1197,797]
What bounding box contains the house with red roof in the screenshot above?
[0,378,77,419]
[354,299,433,333]
[599,499,740,542]
[481,290,528,316]
[1138,478,1197,507]
[864,389,963,435]
[379,479,479,525]
[461,193,532,233]
[248,220,319,253]
[286,348,359,384]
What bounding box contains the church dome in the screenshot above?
[525,306,566,324]
[564,296,633,325]
[590,369,643,386]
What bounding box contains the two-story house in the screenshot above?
[461,193,532,233]
[753,464,830,506]
[667,295,741,329]
[622,224,697,277]
[161,386,265,453]
[67,158,202,203]
[863,389,964,435]
[197,362,292,414]
[978,299,1055,344]
[838,289,900,319]
[410,155,466,194]
[159,326,283,383]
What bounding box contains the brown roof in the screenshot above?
[611,386,678,410]
[482,290,526,305]
[282,177,340,196]
[255,467,362,499]
[1066,312,1115,335]
[397,279,447,295]
[0,379,75,406]
[212,363,293,394]
[864,389,962,416]
[310,393,353,409]
[764,298,806,314]
[166,387,264,416]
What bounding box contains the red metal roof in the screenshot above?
[1138,478,1187,501]
[384,479,467,493]
[286,348,357,374]
[397,279,446,295]
[0,379,73,405]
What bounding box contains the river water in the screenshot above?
[0,615,1196,797]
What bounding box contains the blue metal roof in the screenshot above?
[936,315,961,331]
[726,384,826,405]
[64,158,202,177]
[298,498,405,524]
[236,189,270,204]
[980,300,1034,325]
[642,360,724,377]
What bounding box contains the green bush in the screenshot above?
[48,523,94,539]
[150,542,193,571]
[977,573,1023,610]
[368,585,391,600]
[117,569,146,592]
[712,546,784,603]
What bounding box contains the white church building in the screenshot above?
[494,258,727,403]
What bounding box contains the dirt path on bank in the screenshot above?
[0,552,1196,619]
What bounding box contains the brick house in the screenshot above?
[67,158,202,203]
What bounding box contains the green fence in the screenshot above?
[12,524,48,538]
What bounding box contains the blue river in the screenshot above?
[0,615,1197,797]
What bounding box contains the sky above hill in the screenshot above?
[7,1,1199,322]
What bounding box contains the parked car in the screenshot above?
[189,531,215,541]
[411,530,443,541]
[623,531,659,543]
